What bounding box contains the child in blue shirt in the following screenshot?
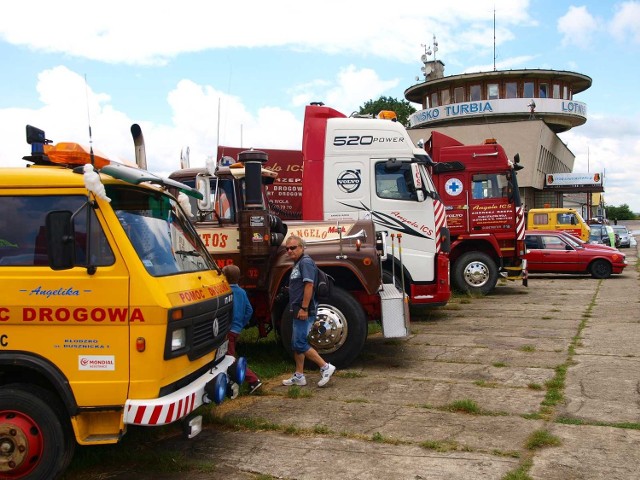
[222,264,262,394]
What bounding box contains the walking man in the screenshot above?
[282,234,336,387]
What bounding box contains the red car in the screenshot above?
[524,231,627,278]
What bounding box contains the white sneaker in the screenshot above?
[318,364,336,387]
[282,374,307,386]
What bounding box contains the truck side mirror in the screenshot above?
[46,210,75,270]
[196,174,214,212]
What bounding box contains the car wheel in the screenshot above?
[590,259,612,279]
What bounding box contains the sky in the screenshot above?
[1,1,640,211]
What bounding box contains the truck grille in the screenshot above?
[191,307,231,359]
[164,297,233,361]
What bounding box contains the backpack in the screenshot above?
[315,268,335,302]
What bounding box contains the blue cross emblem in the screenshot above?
[445,178,463,196]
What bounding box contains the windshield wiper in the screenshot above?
[174,249,203,257]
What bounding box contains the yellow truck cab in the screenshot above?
[0,126,244,479]
[527,207,590,242]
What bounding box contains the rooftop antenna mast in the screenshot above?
[493,9,497,71]
[418,35,437,81]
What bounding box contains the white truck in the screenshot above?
[222,103,452,306]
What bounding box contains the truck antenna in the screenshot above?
[84,74,95,166]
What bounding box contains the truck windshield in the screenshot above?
[106,186,218,277]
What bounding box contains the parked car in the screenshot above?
[612,225,631,248]
[540,230,619,252]
[525,231,627,278]
[588,224,618,247]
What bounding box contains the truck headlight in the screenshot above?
[171,328,187,351]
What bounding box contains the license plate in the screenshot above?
[215,339,228,361]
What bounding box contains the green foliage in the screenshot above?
[358,96,417,126]
[605,204,637,220]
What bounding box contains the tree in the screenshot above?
[358,96,416,127]
[605,204,637,221]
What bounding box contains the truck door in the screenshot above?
[0,193,130,407]
[370,158,437,283]
[439,172,469,235]
[467,172,514,233]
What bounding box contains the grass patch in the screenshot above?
[236,329,292,380]
[443,399,481,414]
[344,398,369,404]
[521,413,543,420]
[337,370,366,378]
[371,432,403,445]
[420,439,459,452]
[519,345,536,353]
[493,361,508,368]
[474,380,499,388]
[286,385,312,398]
[368,322,382,335]
[501,459,533,480]
[542,364,566,407]
[525,429,561,450]
[527,383,543,390]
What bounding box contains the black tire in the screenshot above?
[0,384,74,480]
[280,286,368,368]
[590,259,612,279]
[452,251,499,295]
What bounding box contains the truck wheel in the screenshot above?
[280,286,367,368]
[0,384,73,480]
[590,259,612,279]
[453,252,498,295]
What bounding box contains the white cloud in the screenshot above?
[463,55,538,73]
[557,6,599,49]
[560,114,640,211]
[0,66,304,176]
[0,0,534,65]
[609,1,640,43]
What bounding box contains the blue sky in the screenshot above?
[1,1,640,210]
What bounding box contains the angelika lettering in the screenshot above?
[29,286,80,299]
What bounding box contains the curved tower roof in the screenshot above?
[404,61,592,133]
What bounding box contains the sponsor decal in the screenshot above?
[79,355,115,371]
[250,216,265,227]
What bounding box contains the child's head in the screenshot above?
[222,264,241,284]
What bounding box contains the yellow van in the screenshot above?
[0,126,242,479]
[527,208,591,241]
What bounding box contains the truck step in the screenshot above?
[379,284,410,338]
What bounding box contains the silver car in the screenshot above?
[613,225,631,248]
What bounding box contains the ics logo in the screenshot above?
[444,178,463,196]
[337,170,361,193]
